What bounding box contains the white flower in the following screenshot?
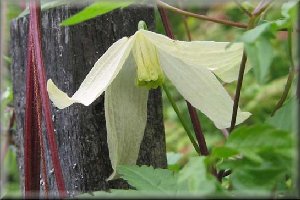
[47,29,251,180]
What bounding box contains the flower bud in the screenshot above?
[132,31,165,89]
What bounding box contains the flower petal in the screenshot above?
[158,50,251,129]
[141,30,248,83]
[105,54,148,180]
[47,36,134,109]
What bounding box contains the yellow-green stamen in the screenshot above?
[133,22,165,89]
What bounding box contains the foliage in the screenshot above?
[117,165,178,194]
[212,124,295,196]
[78,157,222,198]
[239,0,298,84]
[267,97,297,132]
[60,0,134,26]
[79,120,295,198]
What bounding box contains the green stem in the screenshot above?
[162,83,201,155]
[287,28,295,69]
[271,28,295,116]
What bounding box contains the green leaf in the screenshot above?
[227,125,292,155]
[241,24,276,84]
[177,157,220,195]
[281,0,299,19]
[215,124,294,194]
[267,97,297,132]
[60,1,133,26]
[211,146,239,159]
[239,1,298,84]
[230,164,286,192]
[117,165,178,194]
[240,0,298,43]
[222,150,293,194]
[117,157,221,196]
[275,1,299,29]
[245,36,274,83]
[256,37,274,82]
[240,23,271,43]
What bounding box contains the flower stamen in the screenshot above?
[133,31,165,89]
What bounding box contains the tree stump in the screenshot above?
[10,3,167,197]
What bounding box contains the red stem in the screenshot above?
[187,102,209,155]
[158,6,208,156]
[24,27,34,194]
[33,56,49,197]
[24,32,41,196]
[229,52,247,132]
[28,0,66,197]
[158,7,174,38]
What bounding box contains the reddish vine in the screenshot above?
[24,0,66,198]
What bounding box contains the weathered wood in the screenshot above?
[10,3,167,197]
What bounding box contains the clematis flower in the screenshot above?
[47,24,251,180]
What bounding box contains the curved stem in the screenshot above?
[271,28,295,116]
[157,0,248,29]
[162,84,201,155]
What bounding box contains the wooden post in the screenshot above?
[10,4,167,197]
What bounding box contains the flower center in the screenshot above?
[132,31,165,89]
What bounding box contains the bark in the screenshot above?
[10,3,167,197]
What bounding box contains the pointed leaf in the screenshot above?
[227,125,292,152]
[240,23,271,43]
[177,157,220,195]
[117,165,178,194]
[267,97,297,132]
[245,37,274,83]
[60,1,133,26]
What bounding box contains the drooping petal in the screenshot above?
[105,54,149,180]
[158,50,250,129]
[141,30,248,83]
[47,36,134,109]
